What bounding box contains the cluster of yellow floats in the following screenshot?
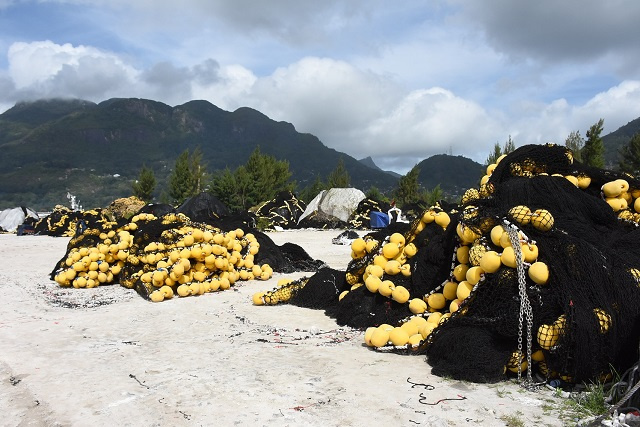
[54,213,273,301]
[348,155,638,376]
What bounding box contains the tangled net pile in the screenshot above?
[48,210,317,302]
[254,144,640,387]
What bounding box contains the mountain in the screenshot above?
[0,98,400,210]
[415,154,484,197]
[603,117,640,167]
[358,156,402,178]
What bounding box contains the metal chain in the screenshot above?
[506,221,535,387]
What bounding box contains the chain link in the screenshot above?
[505,221,536,388]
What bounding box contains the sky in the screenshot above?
[1,0,640,174]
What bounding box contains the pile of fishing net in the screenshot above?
[34,205,113,237]
[348,198,392,229]
[254,191,306,229]
[253,143,640,388]
[50,210,322,302]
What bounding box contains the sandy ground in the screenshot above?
[0,230,576,427]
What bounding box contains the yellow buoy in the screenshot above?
[565,175,579,187]
[389,327,410,346]
[384,259,402,275]
[456,281,474,300]
[382,243,401,259]
[365,275,382,293]
[531,209,554,231]
[434,212,450,228]
[427,293,446,310]
[528,261,549,285]
[370,328,390,347]
[403,243,417,258]
[449,299,463,313]
[453,264,469,281]
[426,312,442,324]
[500,247,517,268]
[363,327,377,346]
[531,349,545,362]
[521,243,539,263]
[408,334,423,347]
[419,322,436,339]
[400,321,419,337]
[442,281,458,300]
[593,308,612,333]
[466,266,484,285]
[389,233,406,247]
[508,205,531,225]
[378,280,394,297]
[479,250,501,274]
[456,245,470,264]
[409,298,427,314]
[537,324,559,349]
[391,286,410,304]
[177,284,191,297]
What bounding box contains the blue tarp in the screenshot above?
[370,211,389,229]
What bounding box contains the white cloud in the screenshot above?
[7,40,138,99]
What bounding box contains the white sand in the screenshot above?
[0,230,573,426]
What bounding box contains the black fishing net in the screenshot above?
[298,211,349,229]
[35,206,115,237]
[253,143,640,388]
[177,192,230,223]
[50,208,324,302]
[254,190,306,229]
[348,198,392,229]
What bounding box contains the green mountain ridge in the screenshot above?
[12,97,635,211]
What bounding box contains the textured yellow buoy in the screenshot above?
[508,205,531,225]
[409,298,427,314]
[391,286,410,304]
[442,281,458,300]
[456,281,474,300]
[537,324,559,349]
[479,250,501,273]
[531,209,554,231]
[528,261,549,285]
[427,293,446,310]
[500,247,517,268]
[370,328,390,347]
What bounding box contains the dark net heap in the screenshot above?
[254,143,640,387]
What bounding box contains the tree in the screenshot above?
[564,130,584,162]
[486,142,503,165]
[327,157,350,188]
[619,132,640,174]
[393,165,421,206]
[422,184,443,207]
[298,175,326,204]
[190,147,208,193]
[131,164,156,202]
[582,118,605,168]
[366,186,388,202]
[168,150,196,205]
[209,146,293,211]
[243,146,292,206]
[503,135,516,155]
[168,147,209,205]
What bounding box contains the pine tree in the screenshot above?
[582,119,605,168]
[619,132,640,174]
[168,150,196,205]
[327,157,350,188]
[131,164,156,202]
[486,142,503,165]
[565,130,584,162]
[503,135,516,155]
[393,165,421,206]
